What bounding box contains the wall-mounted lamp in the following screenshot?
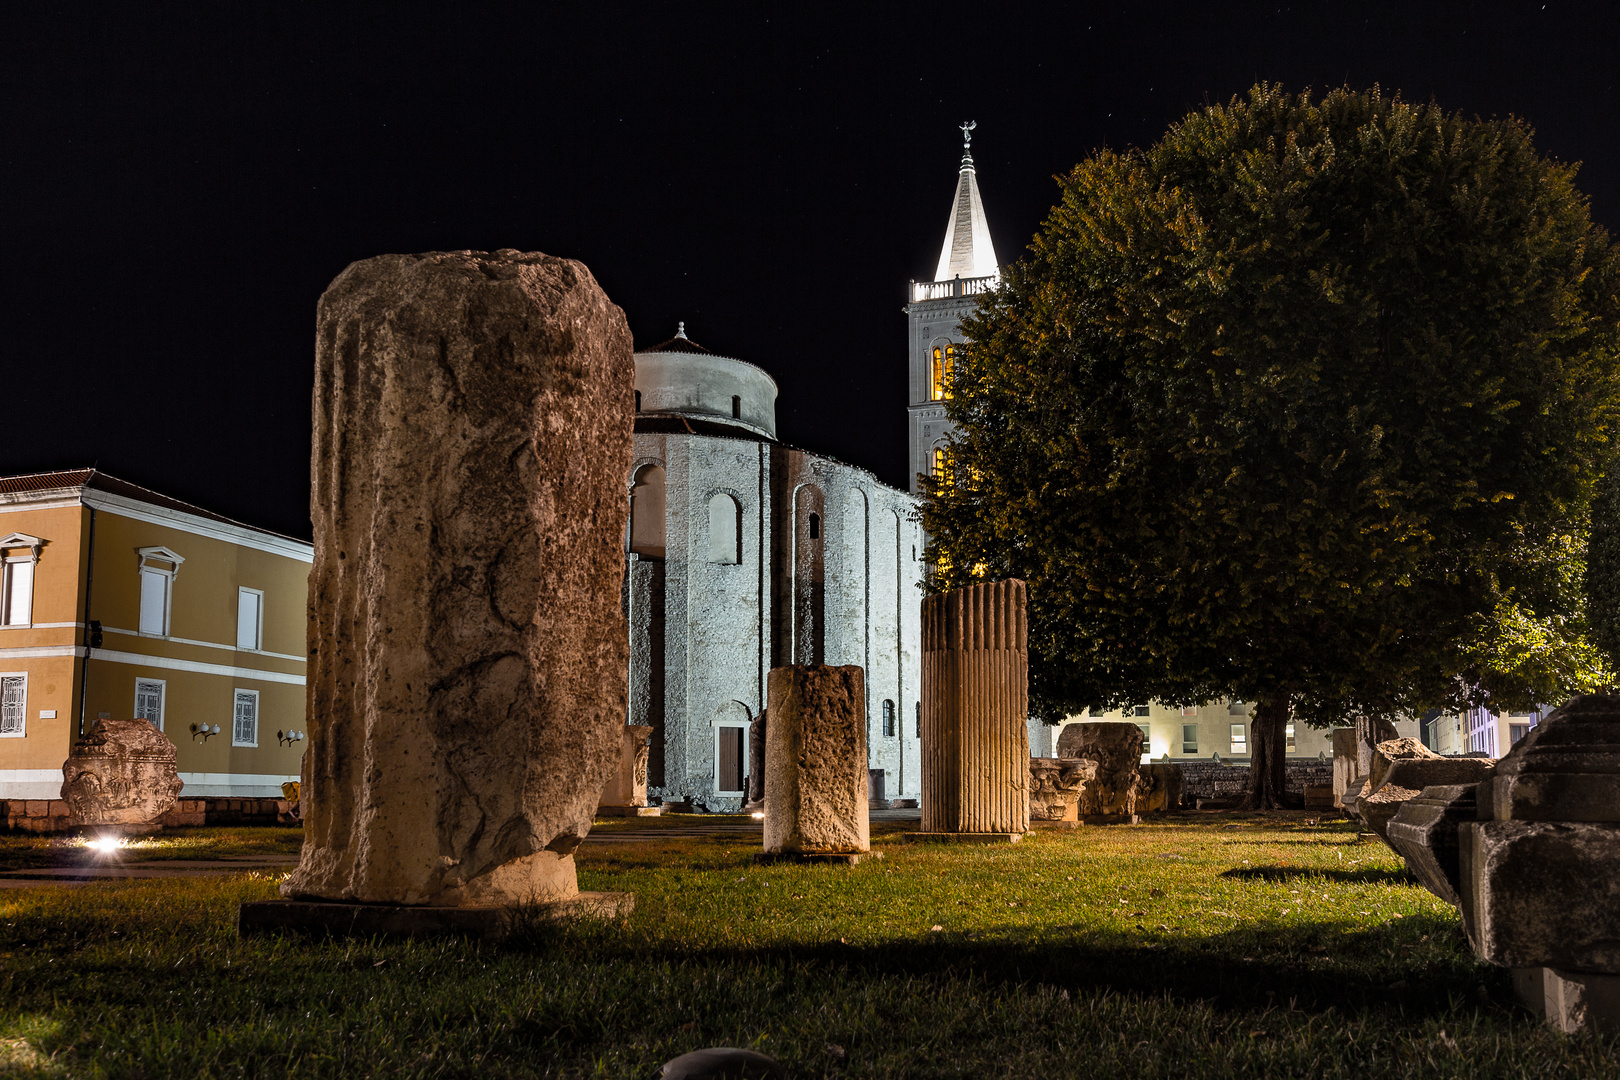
[190,723,220,742]
[277,729,305,747]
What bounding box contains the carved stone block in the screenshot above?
[60,719,184,832]
[1386,783,1478,906]
[1028,757,1097,823]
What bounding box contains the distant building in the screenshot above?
[0,470,310,799]
[1427,706,1546,757]
[629,328,925,810]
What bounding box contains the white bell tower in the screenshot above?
[904,122,1000,493]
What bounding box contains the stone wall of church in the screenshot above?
[629,429,924,810]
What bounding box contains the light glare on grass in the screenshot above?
[87,836,123,854]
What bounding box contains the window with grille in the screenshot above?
[1181,724,1198,754]
[932,447,953,485]
[135,679,164,731]
[1230,724,1247,754]
[232,689,258,747]
[882,700,895,737]
[0,675,25,737]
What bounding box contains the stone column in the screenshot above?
[916,579,1029,839]
[278,249,634,911]
[761,665,872,863]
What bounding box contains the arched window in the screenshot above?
[882,700,895,737]
[808,513,820,540]
[707,493,741,564]
[931,343,956,401]
[628,465,666,559]
[931,447,953,486]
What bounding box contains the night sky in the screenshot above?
[3,3,1614,540]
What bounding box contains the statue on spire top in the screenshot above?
[960,120,976,150]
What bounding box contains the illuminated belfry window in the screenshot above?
[931,343,956,401]
[932,447,953,486]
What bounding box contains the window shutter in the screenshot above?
[237,590,261,650]
[3,561,33,625]
[139,569,167,635]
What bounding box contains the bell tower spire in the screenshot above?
[933,120,998,282]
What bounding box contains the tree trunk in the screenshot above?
[1354,715,1400,778]
[1241,696,1291,810]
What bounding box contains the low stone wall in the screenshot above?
[1,797,295,833]
[1178,761,1333,806]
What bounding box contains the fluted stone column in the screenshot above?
[916,579,1029,839]
[761,665,874,864]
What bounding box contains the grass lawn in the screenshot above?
[0,812,1613,1078]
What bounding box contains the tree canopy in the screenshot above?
[924,86,1620,782]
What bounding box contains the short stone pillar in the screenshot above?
[60,719,184,835]
[1330,728,1357,808]
[1459,695,1620,1035]
[1141,763,1184,814]
[914,579,1029,840]
[760,665,873,864]
[598,725,659,817]
[264,250,634,922]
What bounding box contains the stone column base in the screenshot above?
[754,851,884,866]
[903,831,1023,843]
[1514,967,1620,1035]
[239,894,634,942]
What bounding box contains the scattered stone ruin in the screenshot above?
[1388,695,1620,1035]
[761,665,871,862]
[59,718,184,834]
[598,725,658,817]
[916,580,1029,838]
[1056,723,1147,822]
[278,249,634,910]
[1027,757,1096,825]
[1357,738,1493,843]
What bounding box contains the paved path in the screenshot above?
[0,855,298,888]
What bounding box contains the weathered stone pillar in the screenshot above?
[277,249,633,912]
[915,579,1029,839]
[761,665,873,863]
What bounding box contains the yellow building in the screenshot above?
[0,469,311,799]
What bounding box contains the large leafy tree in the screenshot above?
[925,85,1620,806]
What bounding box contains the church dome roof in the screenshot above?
[634,323,778,440]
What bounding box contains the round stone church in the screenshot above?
[626,325,925,811]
